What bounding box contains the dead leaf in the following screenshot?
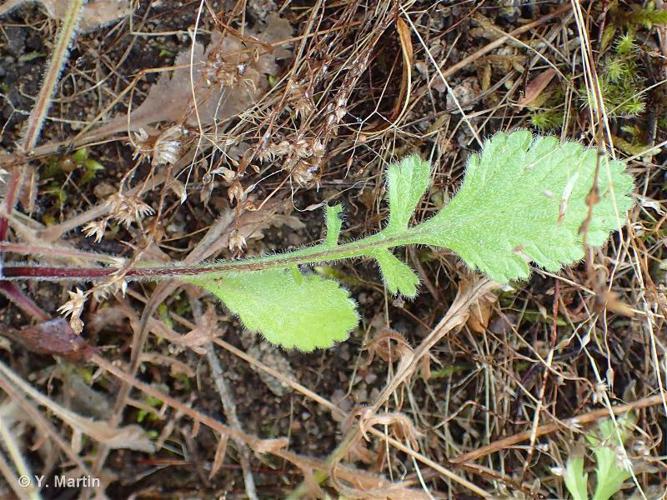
[5,318,96,362]
[70,417,155,452]
[92,15,292,138]
[0,0,132,33]
[467,289,499,333]
[59,367,111,419]
[518,68,557,108]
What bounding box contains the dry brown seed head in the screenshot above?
[291,159,318,186]
[211,166,237,184]
[82,219,108,243]
[153,126,185,166]
[107,193,155,228]
[229,229,247,252]
[227,180,246,205]
[57,288,87,334]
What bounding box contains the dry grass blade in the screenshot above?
[0,359,155,453]
[452,391,667,464]
[371,278,498,414]
[321,278,499,497]
[90,351,429,497]
[0,0,84,244]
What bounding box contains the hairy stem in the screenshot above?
[1,228,429,282]
[22,0,84,151]
[0,0,84,241]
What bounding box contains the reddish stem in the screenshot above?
[1,264,206,280]
[0,281,50,321]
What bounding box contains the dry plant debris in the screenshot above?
[0,0,132,32]
[94,14,292,139]
[0,1,665,498]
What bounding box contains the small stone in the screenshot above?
[446,76,481,110]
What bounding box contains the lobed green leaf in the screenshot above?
[372,249,420,297]
[325,204,344,247]
[591,446,632,500]
[588,415,636,500]
[188,131,635,350]
[384,154,431,234]
[418,130,635,283]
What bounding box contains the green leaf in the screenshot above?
[587,414,635,447]
[372,249,419,297]
[385,154,431,233]
[419,130,635,283]
[191,269,358,351]
[325,204,344,247]
[563,452,589,500]
[587,415,636,500]
[591,447,631,500]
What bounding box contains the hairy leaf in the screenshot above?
[192,269,358,351]
[325,204,344,246]
[419,131,634,282]
[169,132,635,351]
[385,154,431,233]
[372,249,419,297]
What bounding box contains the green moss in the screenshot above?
[586,34,646,118]
[530,109,564,131]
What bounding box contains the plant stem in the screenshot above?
[23,0,83,151]
[1,229,427,282]
[0,0,84,241]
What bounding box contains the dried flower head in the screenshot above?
[210,166,238,184]
[291,160,319,186]
[91,273,129,301]
[229,229,247,253]
[131,128,152,162]
[227,180,247,205]
[107,193,155,228]
[58,288,87,334]
[82,219,108,242]
[287,80,314,118]
[153,126,185,166]
[264,140,291,160]
[131,126,185,167]
[592,381,608,405]
[260,136,325,185]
